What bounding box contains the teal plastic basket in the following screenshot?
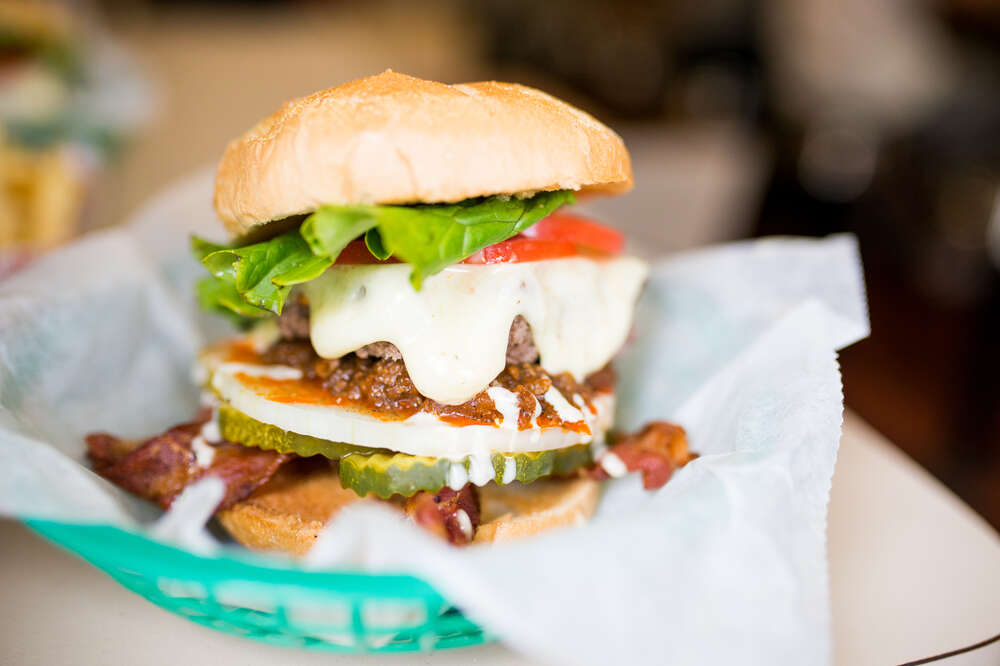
[25,520,492,652]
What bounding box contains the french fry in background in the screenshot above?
[0,135,82,248]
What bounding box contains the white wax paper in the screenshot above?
[0,171,868,665]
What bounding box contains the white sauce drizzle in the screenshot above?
[600,452,628,478]
[486,386,521,427]
[200,418,221,443]
[454,509,473,540]
[589,438,609,463]
[542,387,585,424]
[467,453,495,486]
[305,257,648,404]
[191,436,216,468]
[447,463,469,490]
[501,457,517,485]
[190,410,221,468]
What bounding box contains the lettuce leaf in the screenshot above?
[196,277,267,328]
[194,190,574,318]
[197,233,332,316]
[379,191,573,287]
[300,207,379,260]
[191,236,227,261]
[363,228,390,260]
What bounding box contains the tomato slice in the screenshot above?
[334,240,400,265]
[463,238,579,264]
[520,213,624,254]
[334,212,623,265]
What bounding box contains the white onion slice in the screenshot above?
[210,364,613,459]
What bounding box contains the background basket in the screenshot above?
[25,520,491,653]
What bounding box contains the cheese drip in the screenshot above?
[305,256,648,404]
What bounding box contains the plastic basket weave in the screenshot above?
[26,520,491,652]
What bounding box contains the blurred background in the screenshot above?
[1,0,998,528]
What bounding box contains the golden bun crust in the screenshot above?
[474,476,600,543]
[216,462,600,555]
[217,462,370,556]
[214,70,632,237]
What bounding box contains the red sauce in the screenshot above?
[233,373,345,407]
[217,339,613,432]
[436,413,495,427]
[225,341,265,364]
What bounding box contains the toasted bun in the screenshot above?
[214,70,632,238]
[473,476,600,543]
[217,462,600,555]
[216,461,370,556]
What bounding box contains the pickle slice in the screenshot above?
[338,453,452,499]
[217,405,381,459]
[217,405,595,498]
[338,445,593,499]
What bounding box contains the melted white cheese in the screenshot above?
[305,257,648,404]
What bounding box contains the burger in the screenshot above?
[86,71,695,552]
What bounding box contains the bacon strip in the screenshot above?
[85,408,690,547]
[404,485,481,545]
[588,421,697,489]
[86,409,289,511]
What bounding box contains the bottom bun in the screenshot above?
[217,460,600,555]
[474,475,600,543]
[216,460,370,555]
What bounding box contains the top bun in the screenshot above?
[214,70,632,238]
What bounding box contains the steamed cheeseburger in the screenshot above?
[86,71,695,551]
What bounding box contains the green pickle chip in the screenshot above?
[338,445,594,499]
[338,452,454,498]
[217,405,381,459]
[217,405,594,498]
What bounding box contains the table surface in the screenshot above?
[2,411,998,666]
